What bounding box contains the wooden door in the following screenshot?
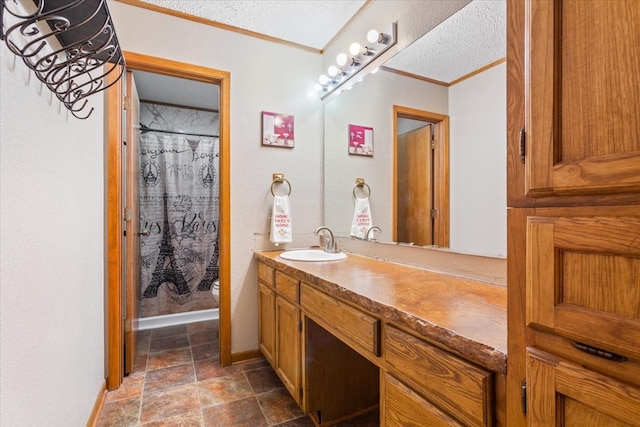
[276,296,301,404]
[527,348,640,426]
[258,282,276,366]
[525,0,640,198]
[396,125,433,246]
[124,71,141,374]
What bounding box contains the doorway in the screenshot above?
[106,52,231,390]
[393,105,449,248]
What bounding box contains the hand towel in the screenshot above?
[270,195,293,244]
[350,197,372,239]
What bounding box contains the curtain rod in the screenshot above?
[139,123,218,138]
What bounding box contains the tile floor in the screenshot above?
[96,319,379,426]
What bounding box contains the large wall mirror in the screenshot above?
[324,0,506,258]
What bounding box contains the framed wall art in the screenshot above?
[348,124,373,156]
[262,111,295,148]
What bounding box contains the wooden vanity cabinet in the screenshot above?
[258,260,504,426]
[507,0,640,425]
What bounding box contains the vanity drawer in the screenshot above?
[384,373,462,427]
[384,326,493,427]
[258,262,274,287]
[300,283,380,357]
[275,270,299,303]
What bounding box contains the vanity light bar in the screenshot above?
[316,22,397,99]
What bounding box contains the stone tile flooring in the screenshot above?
[96,320,379,426]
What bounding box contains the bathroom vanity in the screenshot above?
[255,250,507,426]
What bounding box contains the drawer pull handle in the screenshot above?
[572,341,627,362]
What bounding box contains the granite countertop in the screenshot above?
[255,250,507,374]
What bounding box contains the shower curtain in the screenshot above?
[138,103,219,318]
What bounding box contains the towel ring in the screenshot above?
[271,178,292,196]
[353,181,371,200]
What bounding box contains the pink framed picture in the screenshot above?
[348,124,373,156]
[262,111,295,148]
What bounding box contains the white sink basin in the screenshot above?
[279,249,347,262]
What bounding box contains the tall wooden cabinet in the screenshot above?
[507,0,640,425]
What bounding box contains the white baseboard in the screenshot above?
[138,308,219,331]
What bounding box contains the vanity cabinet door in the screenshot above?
[276,295,302,405]
[527,348,640,426]
[258,282,276,366]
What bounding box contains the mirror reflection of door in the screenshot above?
[393,106,449,248]
[396,123,433,246]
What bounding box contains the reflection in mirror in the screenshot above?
[396,119,433,245]
[394,108,449,249]
[324,0,506,258]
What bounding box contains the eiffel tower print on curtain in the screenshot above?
[143,193,190,298]
[197,237,219,291]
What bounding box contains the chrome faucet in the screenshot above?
[314,226,338,253]
[365,226,382,242]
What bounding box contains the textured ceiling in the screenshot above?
[131,0,505,108]
[138,0,367,50]
[385,0,506,83]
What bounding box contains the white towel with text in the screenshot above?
[350,197,372,239]
[270,195,293,244]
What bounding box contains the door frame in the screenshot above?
[105,51,231,390]
[392,105,450,248]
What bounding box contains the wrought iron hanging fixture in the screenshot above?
[0,0,125,119]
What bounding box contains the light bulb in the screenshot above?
[336,53,348,66]
[314,83,323,91]
[367,29,379,43]
[368,29,390,44]
[349,42,361,56]
[318,74,330,85]
[328,65,339,77]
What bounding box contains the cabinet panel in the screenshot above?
[525,0,640,197]
[300,283,380,357]
[527,348,640,426]
[258,282,276,365]
[526,214,640,359]
[276,296,301,404]
[383,373,461,427]
[384,326,493,427]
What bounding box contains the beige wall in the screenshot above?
[449,62,506,257]
[0,47,106,425]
